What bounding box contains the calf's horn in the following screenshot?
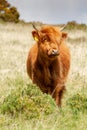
[60,25,66,31]
[32,23,38,31]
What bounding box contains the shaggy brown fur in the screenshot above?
[27,25,70,107]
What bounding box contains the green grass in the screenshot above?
[0,22,87,130]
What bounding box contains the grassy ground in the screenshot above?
[0,22,87,130]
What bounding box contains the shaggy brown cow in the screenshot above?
[27,25,70,107]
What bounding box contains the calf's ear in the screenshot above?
[62,32,67,39]
[32,31,39,42]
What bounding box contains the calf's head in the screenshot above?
[32,25,67,60]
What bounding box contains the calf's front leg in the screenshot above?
[52,85,65,107]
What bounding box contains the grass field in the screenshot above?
[0,22,87,130]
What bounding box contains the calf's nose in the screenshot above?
[51,49,59,56]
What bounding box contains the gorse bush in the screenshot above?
[67,92,87,115]
[66,21,87,30]
[0,83,57,119]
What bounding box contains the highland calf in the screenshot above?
[27,25,70,107]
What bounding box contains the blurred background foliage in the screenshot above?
[0,0,20,23]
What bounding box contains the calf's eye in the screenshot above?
[42,37,47,42]
[42,36,50,42]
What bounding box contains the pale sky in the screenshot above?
[8,0,87,24]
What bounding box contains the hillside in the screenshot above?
[0,22,87,130]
